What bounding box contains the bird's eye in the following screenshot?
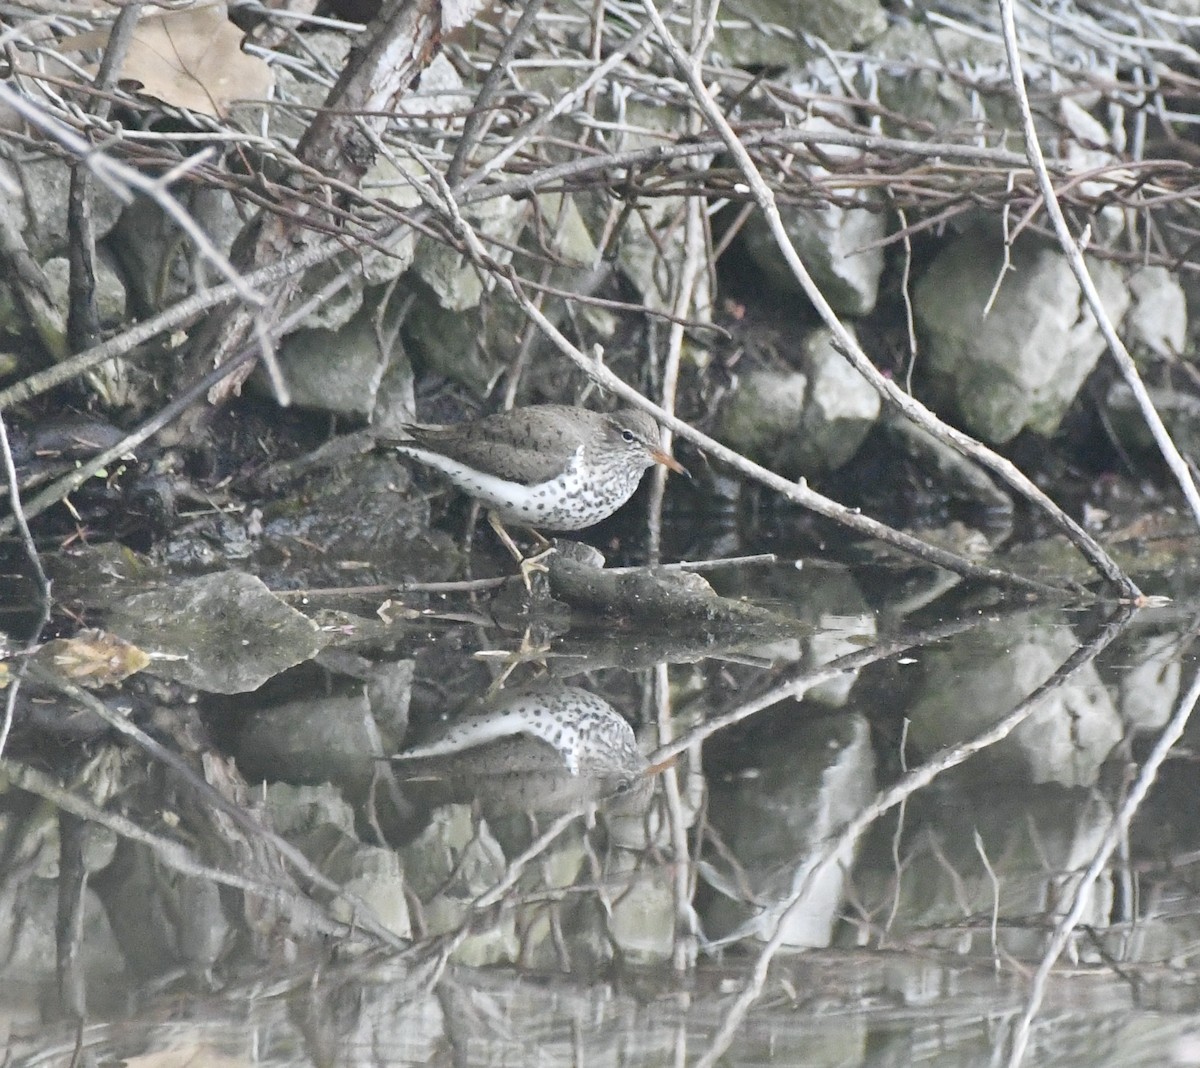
[621,429,636,443]
[614,778,632,794]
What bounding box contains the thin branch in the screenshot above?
[66,1,142,354]
[0,408,50,759]
[446,0,548,186]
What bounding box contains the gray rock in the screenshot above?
[873,20,1018,138]
[42,253,133,407]
[797,326,882,467]
[109,187,247,314]
[738,189,886,316]
[915,230,1130,443]
[277,291,413,417]
[1126,266,1187,361]
[711,0,886,66]
[703,715,875,947]
[282,257,365,333]
[568,87,705,317]
[1106,382,1200,457]
[0,153,125,261]
[237,692,382,784]
[607,852,676,961]
[265,784,411,939]
[107,570,325,694]
[412,194,521,312]
[43,253,126,326]
[717,370,807,465]
[398,806,518,965]
[267,30,354,143]
[400,275,516,395]
[717,326,879,475]
[1113,631,1182,733]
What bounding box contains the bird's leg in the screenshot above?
[486,511,555,592]
[478,625,551,695]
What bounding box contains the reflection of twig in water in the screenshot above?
[604,553,778,575]
[25,665,408,949]
[649,614,983,766]
[974,829,1001,967]
[882,717,911,943]
[656,662,702,970]
[272,554,779,601]
[1,757,346,937]
[695,608,1134,1068]
[1005,649,1200,1067]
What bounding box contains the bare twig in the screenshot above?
[66,1,142,354]
[0,408,50,759]
[446,0,548,186]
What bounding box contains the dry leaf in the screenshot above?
[36,628,151,688]
[64,3,274,119]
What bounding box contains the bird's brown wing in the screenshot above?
[403,406,594,485]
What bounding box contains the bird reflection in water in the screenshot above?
[392,684,656,816]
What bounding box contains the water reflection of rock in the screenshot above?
[393,684,653,817]
[905,613,1122,786]
[704,712,876,947]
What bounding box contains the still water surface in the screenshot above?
[3,541,1199,1068]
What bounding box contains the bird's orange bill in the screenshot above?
[643,754,679,777]
[649,449,690,477]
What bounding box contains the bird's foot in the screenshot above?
[517,545,556,593]
[477,626,552,695]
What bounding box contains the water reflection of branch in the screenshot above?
[657,663,701,970]
[25,664,408,950]
[696,608,1134,1068]
[421,808,583,977]
[0,758,346,937]
[1006,647,1200,1068]
[649,615,983,765]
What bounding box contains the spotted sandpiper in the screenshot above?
[387,404,687,579]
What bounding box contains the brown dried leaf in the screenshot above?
[69,3,274,119]
[36,628,151,688]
